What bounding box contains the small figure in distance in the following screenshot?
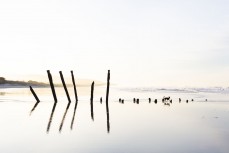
[191,99,194,102]
[154,99,157,104]
[122,99,124,104]
[133,98,136,103]
[179,98,181,103]
[119,98,121,103]
[170,99,172,103]
[149,98,151,103]
[205,99,208,102]
[186,100,189,103]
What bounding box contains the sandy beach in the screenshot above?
[0,86,228,153]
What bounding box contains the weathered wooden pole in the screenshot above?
[59,71,71,102]
[90,81,94,120]
[30,86,40,102]
[105,70,111,132]
[71,70,78,102]
[47,70,57,102]
[106,70,110,109]
[136,99,139,104]
[100,97,102,104]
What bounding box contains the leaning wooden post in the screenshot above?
[59,71,71,102]
[47,70,57,102]
[30,86,40,102]
[90,81,95,120]
[71,71,78,102]
[106,70,110,109]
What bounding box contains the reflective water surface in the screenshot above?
[0,87,229,153]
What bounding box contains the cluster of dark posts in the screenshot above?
[117,96,207,106]
[29,70,111,133]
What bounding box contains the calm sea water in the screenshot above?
[0,86,229,153]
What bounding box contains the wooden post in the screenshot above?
[136,99,139,104]
[59,71,71,102]
[90,81,94,120]
[47,70,57,102]
[105,70,110,133]
[71,70,78,102]
[100,97,102,104]
[30,86,40,102]
[106,70,110,110]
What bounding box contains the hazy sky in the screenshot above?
[0,0,229,87]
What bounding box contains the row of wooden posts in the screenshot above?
[30,70,111,133]
[30,70,110,105]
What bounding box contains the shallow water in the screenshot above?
[0,87,229,153]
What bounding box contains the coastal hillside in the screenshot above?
[0,77,105,88]
[0,77,49,87]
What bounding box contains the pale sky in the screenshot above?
[0,0,229,87]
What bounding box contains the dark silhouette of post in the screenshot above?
[106,70,110,110]
[47,102,57,133]
[90,81,94,120]
[136,99,139,104]
[105,70,111,133]
[59,71,71,102]
[59,102,71,132]
[71,101,78,130]
[30,86,40,102]
[47,70,57,102]
[100,97,102,104]
[71,71,78,102]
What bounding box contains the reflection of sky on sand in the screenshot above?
[0,87,229,153]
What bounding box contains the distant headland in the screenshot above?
[0,77,105,88]
[0,77,49,88]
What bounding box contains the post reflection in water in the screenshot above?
[90,100,94,121]
[47,102,57,133]
[29,100,111,133]
[106,106,110,133]
[59,102,71,132]
[70,101,78,130]
[106,100,110,133]
[30,101,40,115]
